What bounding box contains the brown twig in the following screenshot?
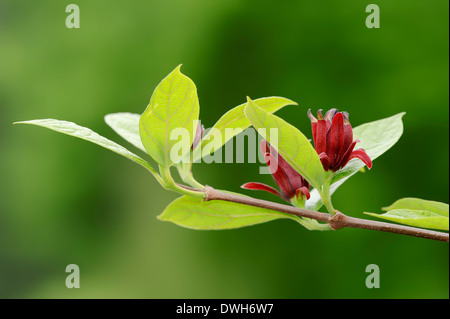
[203,185,449,243]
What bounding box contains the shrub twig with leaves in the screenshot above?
[15,65,449,242]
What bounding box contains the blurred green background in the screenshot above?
[0,0,448,298]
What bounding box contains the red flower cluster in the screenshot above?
[308,109,372,172]
[242,109,372,202]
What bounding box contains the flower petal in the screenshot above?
[324,108,338,122]
[315,118,328,154]
[276,151,311,192]
[265,153,295,199]
[328,112,345,167]
[296,186,311,200]
[342,112,353,154]
[192,122,205,149]
[241,182,283,198]
[260,139,270,156]
[319,152,330,171]
[308,109,318,145]
[335,139,360,170]
[348,148,373,169]
[307,109,317,122]
[274,149,305,190]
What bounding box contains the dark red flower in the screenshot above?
[307,109,372,172]
[242,140,311,202]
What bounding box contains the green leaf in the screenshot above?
[139,65,199,167]
[194,96,297,161]
[14,119,162,183]
[383,198,449,217]
[306,113,405,210]
[244,97,326,190]
[365,209,449,231]
[104,112,146,152]
[158,195,300,230]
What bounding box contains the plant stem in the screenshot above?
[328,212,449,242]
[202,186,449,243]
[181,171,205,189]
[179,162,205,189]
[290,196,331,231]
[320,177,335,215]
[159,165,204,198]
[204,186,331,222]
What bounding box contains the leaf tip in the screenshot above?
[174,64,183,73]
[245,96,261,111]
[103,114,113,125]
[13,120,31,125]
[244,96,255,113]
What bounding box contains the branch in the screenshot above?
[203,186,449,243]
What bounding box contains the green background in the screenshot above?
[0,0,448,298]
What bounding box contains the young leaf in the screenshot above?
[104,112,146,152]
[383,198,449,217]
[244,97,326,190]
[158,195,300,230]
[14,119,162,183]
[139,65,199,167]
[365,209,449,231]
[306,113,405,210]
[194,96,297,161]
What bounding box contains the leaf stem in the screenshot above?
[182,171,205,189]
[176,161,205,189]
[319,177,335,215]
[159,165,204,198]
[290,196,331,231]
